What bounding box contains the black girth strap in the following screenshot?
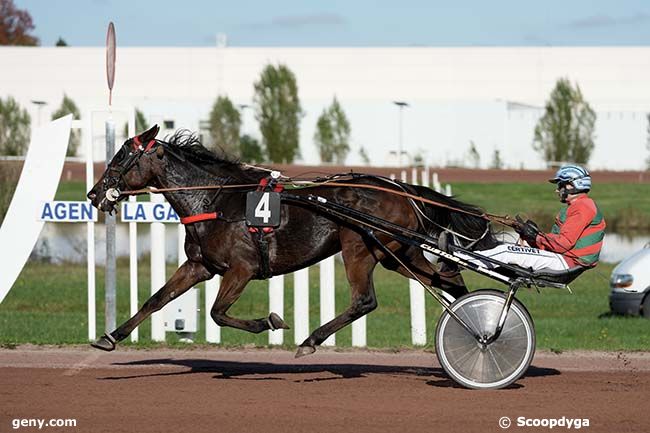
[252,230,272,279]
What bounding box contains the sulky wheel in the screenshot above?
[435,289,535,389]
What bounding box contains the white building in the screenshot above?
[1,46,649,169]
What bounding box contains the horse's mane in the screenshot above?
[158,130,265,184]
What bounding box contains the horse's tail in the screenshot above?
[410,184,498,250]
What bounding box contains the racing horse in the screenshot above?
[87,125,498,355]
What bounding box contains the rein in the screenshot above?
[118,179,518,228]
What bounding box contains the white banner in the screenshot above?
[39,201,97,222]
[120,202,179,223]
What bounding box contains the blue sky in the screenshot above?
[17,0,650,47]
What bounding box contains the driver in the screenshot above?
[454,164,606,272]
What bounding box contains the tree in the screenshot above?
[0,96,31,155]
[0,0,39,46]
[467,141,480,168]
[314,97,351,164]
[123,108,148,138]
[253,64,303,163]
[208,95,241,156]
[51,94,80,156]
[359,146,370,165]
[240,134,264,163]
[490,148,503,169]
[55,37,67,47]
[533,78,596,165]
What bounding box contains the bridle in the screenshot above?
[100,136,158,210]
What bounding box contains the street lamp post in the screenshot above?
[31,100,47,126]
[393,101,409,167]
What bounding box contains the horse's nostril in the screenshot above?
[87,192,96,200]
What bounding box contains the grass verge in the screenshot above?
[2,259,649,351]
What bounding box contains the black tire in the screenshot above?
[642,291,650,318]
[435,289,536,390]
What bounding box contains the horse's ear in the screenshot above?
[139,124,160,142]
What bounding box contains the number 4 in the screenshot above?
[255,193,271,223]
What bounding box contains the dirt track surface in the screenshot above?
[1,347,649,433]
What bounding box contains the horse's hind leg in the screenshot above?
[296,229,378,358]
[210,266,291,333]
[91,260,212,351]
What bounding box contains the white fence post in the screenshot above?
[351,314,367,347]
[409,279,427,345]
[294,268,310,345]
[128,195,138,342]
[400,170,407,182]
[409,171,427,346]
[445,184,452,196]
[269,275,285,345]
[433,172,441,193]
[422,166,430,188]
[83,115,96,341]
[150,193,166,342]
[320,256,336,346]
[205,276,221,343]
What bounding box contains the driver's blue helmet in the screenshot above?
[548,164,591,192]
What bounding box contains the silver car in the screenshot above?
[609,242,650,317]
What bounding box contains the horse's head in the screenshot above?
[87,124,165,213]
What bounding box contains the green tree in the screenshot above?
[0,96,31,155]
[0,0,39,45]
[240,134,264,163]
[359,146,370,165]
[533,78,596,165]
[467,141,480,168]
[123,108,148,138]
[490,148,503,169]
[51,94,80,156]
[208,95,241,156]
[253,64,303,163]
[314,97,351,164]
[55,37,67,47]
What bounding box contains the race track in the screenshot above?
[1,347,649,433]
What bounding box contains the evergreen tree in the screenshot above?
[0,96,31,155]
[240,134,264,163]
[51,94,80,156]
[468,141,480,168]
[253,64,303,163]
[490,148,503,169]
[314,97,351,164]
[533,78,596,164]
[208,95,241,156]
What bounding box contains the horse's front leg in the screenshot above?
[210,265,290,333]
[91,260,212,351]
[296,229,378,358]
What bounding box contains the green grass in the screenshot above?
[2,259,649,351]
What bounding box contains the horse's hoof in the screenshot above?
[268,312,290,330]
[90,334,116,352]
[295,345,316,358]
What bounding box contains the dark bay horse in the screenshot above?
[87,125,498,356]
